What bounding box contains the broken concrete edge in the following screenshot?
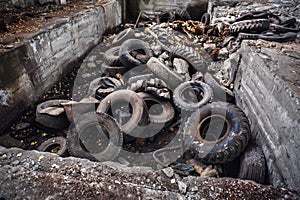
[0,145,299,199]
[0,0,122,133]
[234,40,300,189]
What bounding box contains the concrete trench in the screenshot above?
[0,0,299,199]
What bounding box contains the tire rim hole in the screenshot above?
[182,86,204,103]
[79,124,110,154]
[146,100,164,115]
[108,101,133,125]
[45,143,61,153]
[198,115,229,142]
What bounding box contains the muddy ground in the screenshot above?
[0,0,110,51]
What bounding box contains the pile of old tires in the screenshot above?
[35,26,266,184]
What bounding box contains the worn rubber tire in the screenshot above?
[137,92,174,123]
[35,100,70,130]
[173,81,213,111]
[201,13,210,25]
[184,102,250,164]
[112,28,135,46]
[96,90,149,141]
[258,32,297,42]
[230,19,270,34]
[174,8,191,21]
[88,77,122,99]
[203,73,234,102]
[119,39,153,68]
[104,46,123,66]
[171,45,208,73]
[95,77,122,99]
[101,63,128,77]
[67,112,123,162]
[238,145,266,184]
[37,136,68,156]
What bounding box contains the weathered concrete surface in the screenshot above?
[234,40,300,190]
[0,146,299,199]
[127,0,208,20]
[0,0,121,132]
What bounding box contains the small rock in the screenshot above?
[4,45,14,49]
[32,165,39,171]
[194,165,203,175]
[11,166,19,173]
[81,168,87,174]
[191,186,198,192]
[16,153,22,158]
[151,45,162,56]
[82,73,91,79]
[203,43,217,51]
[39,107,65,116]
[162,167,174,178]
[178,181,187,194]
[201,165,218,177]
[87,63,96,69]
[11,160,20,166]
[158,52,169,60]
[15,123,30,131]
[171,179,176,184]
[38,155,44,162]
[173,58,189,74]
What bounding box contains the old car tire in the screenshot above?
[174,8,191,21]
[112,28,135,46]
[230,19,270,34]
[170,45,209,73]
[88,77,123,100]
[173,81,212,111]
[96,90,149,141]
[137,92,174,123]
[101,63,128,77]
[37,136,68,156]
[238,145,266,184]
[119,39,153,68]
[104,46,123,66]
[67,112,123,162]
[184,102,250,164]
[258,32,297,42]
[201,13,210,25]
[35,100,70,130]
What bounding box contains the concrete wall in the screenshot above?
[234,41,300,189]
[127,0,208,20]
[0,0,122,132]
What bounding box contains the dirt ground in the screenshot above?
[0,0,110,50]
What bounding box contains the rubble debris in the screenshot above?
[1,1,299,197]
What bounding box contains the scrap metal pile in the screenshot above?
[11,4,299,184]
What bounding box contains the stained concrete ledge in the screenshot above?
[0,0,122,132]
[0,146,299,199]
[234,40,300,190]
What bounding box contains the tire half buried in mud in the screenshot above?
[37,136,68,156]
[184,102,250,164]
[67,112,123,162]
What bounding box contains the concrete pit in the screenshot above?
[0,0,299,199]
